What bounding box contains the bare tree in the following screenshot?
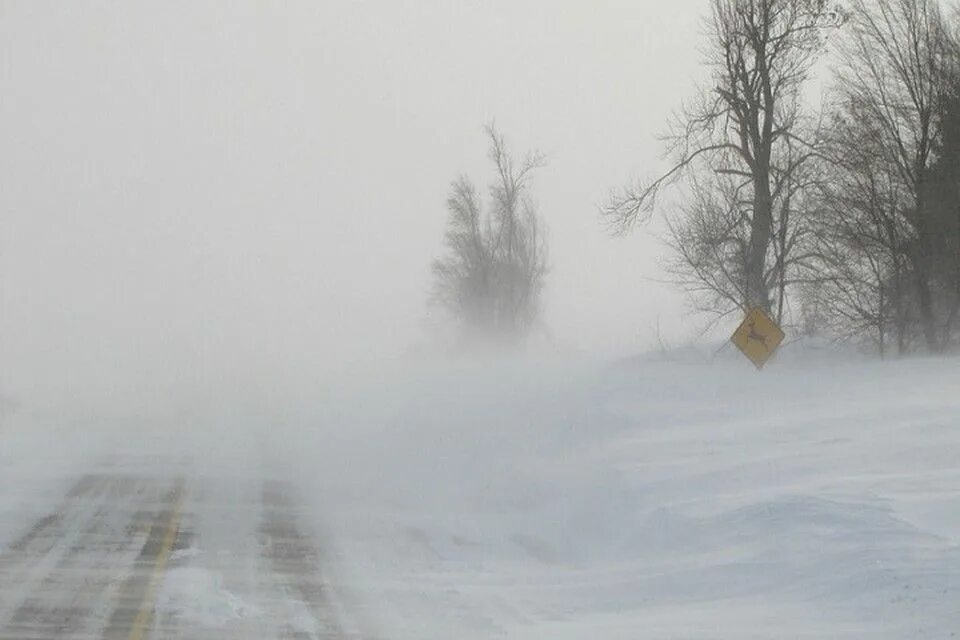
[605,0,839,315]
[431,125,548,347]
[802,104,916,355]
[663,173,753,320]
[927,19,960,348]
[431,177,495,333]
[834,0,958,351]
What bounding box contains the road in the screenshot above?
[0,454,366,639]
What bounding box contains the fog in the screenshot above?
[3,5,960,637]
[0,2,712,410]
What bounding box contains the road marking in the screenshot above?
[126,487,185,640]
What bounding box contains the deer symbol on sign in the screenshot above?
[746,320,768,349]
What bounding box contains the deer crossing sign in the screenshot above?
[731,307,785,370]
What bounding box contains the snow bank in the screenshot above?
[2,350,956,638]
[279,354,960,639]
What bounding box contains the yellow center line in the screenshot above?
[127,487,185,640]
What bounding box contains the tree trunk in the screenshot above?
[914,198,941,352]
[746,175,774,311]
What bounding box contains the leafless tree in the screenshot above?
[833,0,958,351]
[665,127,825,328]
[605,0,840,315]
[431,125,548,347]
[663,173,753,321]
[801,103,916,355]
[928,16,960,348]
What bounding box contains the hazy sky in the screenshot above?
[1,1,709,400]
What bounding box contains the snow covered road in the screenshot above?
[0,456,364,639]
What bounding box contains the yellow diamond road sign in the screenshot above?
[731,307,785,370]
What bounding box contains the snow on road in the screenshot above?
[0,427,369,639]
[0,353,958,638]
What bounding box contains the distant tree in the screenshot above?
[605,0,840,319]
[431,125,548,347]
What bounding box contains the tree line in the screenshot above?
[432,0,959,356]
[606,0,960,356]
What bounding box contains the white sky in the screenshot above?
[0,1,710,400]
